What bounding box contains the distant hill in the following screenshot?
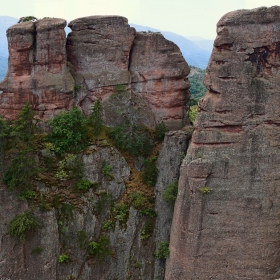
[130,24,214,69]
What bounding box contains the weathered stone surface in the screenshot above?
[66,16,135,114]
[0,18,74,120]
[153,129,192,279]
[130,32,190,129]
[166,6,280,280]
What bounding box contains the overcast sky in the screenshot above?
[2,0,280,39]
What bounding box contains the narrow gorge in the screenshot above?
[1,6,280,280]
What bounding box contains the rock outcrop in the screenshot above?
[0,16,189,129]
[0,18,74,120]
[166,6,280,280]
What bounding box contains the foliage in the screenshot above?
[73,84,81,98]
[88,235,113,262]
[108,124,153,157]
[102,162,113,180]
[188,105,198,123]
[140,218,154,240]
[95,192,113,215]
[3,152,38,191]
[48,107,89,155]
[31,247,43,255]
[200,186,212,195]
[143,156,158,187]
[163,180,178,206]
[77,230,88,250]
[188,66,207,100]
[20,16,38,22]
[8,211,41,242]
[130,192,147,209]
[155,121,168,141]
[114,84,127,94]
[18,190,38,201]
[140,208,157,218]
[154,241,170,259]
[11,103,39,146]
[102,219,114,231]
[90,99,103,138]
[113,202,129,222]
[58,254,70,263]
[73,179,93,191]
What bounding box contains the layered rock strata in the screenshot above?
[130,32,190,129]
[166,6,280,280]
[0,16,189,129]
[0,18,74,119]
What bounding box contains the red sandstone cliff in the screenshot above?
[166,6,280,279]
[0,16,190,129]
[0,18,74,120]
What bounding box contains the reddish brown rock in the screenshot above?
[166,6,280,280]
[0,18,74,119]
[66,16,135,116]
[130,32,190,129]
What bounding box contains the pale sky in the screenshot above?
[2,0,280,39]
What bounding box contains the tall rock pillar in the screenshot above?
[166,6,280,280]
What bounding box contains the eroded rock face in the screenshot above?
[166,6,280,280]
[130,32,190,129]
[0,18,74,120]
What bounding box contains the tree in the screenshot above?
[11,103,39,147]
[48,107,89,155]
[90,99,103,138]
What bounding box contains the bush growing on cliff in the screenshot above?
[155,121,168,142]
[0,116,10,175]
[163,180,178,206]
[3,152,38,191]
[108,124,153,157]
[154,241,170,259]
[8,211,41,242]
[90,99,103,138]
[143,156,158,187]
[48,107,89,155]
[88,235,113,262]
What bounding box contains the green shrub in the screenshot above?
[108,124,153,157]
[154,241,170,259]
[3,152,38,191]
[113,202,129,222]
[48,107,89,155]
[200,186,212,195]
[188,105,198,123]
[140,218,154,240]
[155,121,168,141]
[88,235,113,262]
[74,179,93,191]
[18,190,38,201]
[102,220,114,231]
[58,254,70,263]
[102,162,113,180]
[90,99,103,138]
[8,211,41,242]
[163,180,178,205]
[140,208,157,218]
[130,192,147,209]
[143,156,158,187]
[21,16,38,22]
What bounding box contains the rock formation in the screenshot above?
[0,18,74,120]
[166,6,280,280]
[0,16,189,130]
